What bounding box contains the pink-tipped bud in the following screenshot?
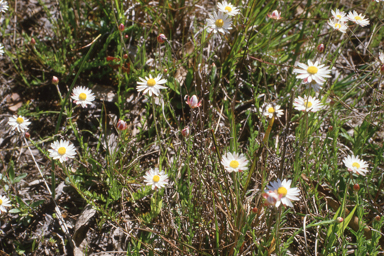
[353,184,360,191]
[181,126,190,137]
[317,44,325,53]
[267,10,281,20]
[380,64,384,74]
[125,35,129,39]
[328,126,333,132]
[25,132,30,139]
[118,23,125,32]
[375,215,381,221]
[123,54,128,59]
[31,38,36,45]
[52,76,59,85]
[163,68,168,73]
[116,119,128,131]
[157,34,167,44]
[185,95,202,109]
[336,217,343,223]
[252,207,258,213]
[262,191,280,207]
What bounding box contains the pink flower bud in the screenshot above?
[123,54,128,59]
[125,35,129,39]
[31,38,36,45]
[52,76,59,85]
[181,126,189,137]
[185,95,202,109]
[380,64,384,74]
[163,68,168,73]
[157,34,167,44]
[116,119,127,131]
[118,23,125,32]
[262,191,280,207]
[267,10,281,20]
[353,184,360,191]
[375,215,381,221]
[252,207,258,213]
[317,44,325,53]
[336,217,343,223]
[25,132,30,139]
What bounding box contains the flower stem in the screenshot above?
[152,97,162,170]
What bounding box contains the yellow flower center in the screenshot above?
[355,16,362,21]
[352,162,360,168]
[58,147,66,155]
[304,101,312,108]
[335,23,341,29]
[277,187,288,196]
[79,93,87,100]
[215,19,224,28]
[336,14,341,19]
[225,6,232,12]
[152,175,160,182]
[16,117,24,124]
[307,66,318,74]
[268,107,275,113]
[0,199,2,205]
[147,78,156,87]
[229,160,239,168]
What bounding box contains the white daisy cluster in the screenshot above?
[328,9,369,34]
[206,1,240,34]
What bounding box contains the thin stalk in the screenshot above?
[152,96,162,170]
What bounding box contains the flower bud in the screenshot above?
[31,38,36,45]
[317,44,325,53]
[116,119,128,131]
[336,217,343,223]
[267,10,281,20]
[185,95,202,109]
[163,68,168,73]
[25,132,30,139]
[375,215,381,222]
[353,184,360,191]
[328,125,333,132]
[52,76,59,85]
[181,126,190,137]
[123,54,128,59]
[252,207,258,213]
[125,35,129,39]
[380,64,384,74]
[118,23,125,32]
[157,34,167,44]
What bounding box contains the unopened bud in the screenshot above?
[381,64,384,74]
[252,207,258,213]
[52,76,59,85]
[123,54,128,59]
[375,215,381,221]
[31,38,36,45]
[157,34,167,44]
[336,217,343,223]
[353,184,360,191]
[317,44,325,53]
[116,119,128,131]
[328,125,333,132]
[118,23,125,32]
[25,132,30,139]
[163,68,168,73]
[181,126,189,137]
[125,35,129,39]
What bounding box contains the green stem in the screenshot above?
[151,97,162,170]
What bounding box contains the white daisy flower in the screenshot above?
[8,115,31,132]
[207,12,232,34]
[217,1,240,16]
[71,86,95,108]
[328,19,348,33]
[303,77,324,92]
[0,43,4,56]
[293,95,323,112]
[259,103,284,119]
[267,10,282,20]
[343,155,369,176]
[136,74,167,97]
[48,140,77,163]
[221,152,249,173]
[0,195,11,213]
[0,0,8,13]
[143,168,169,190]
[293,60,331,84]
[331,9,347,22]
[265,179,300,208]
[378,52,384,64]
[347,11,369,27]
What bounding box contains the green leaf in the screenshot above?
[13,173,28,183]
[9,208,21,214]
